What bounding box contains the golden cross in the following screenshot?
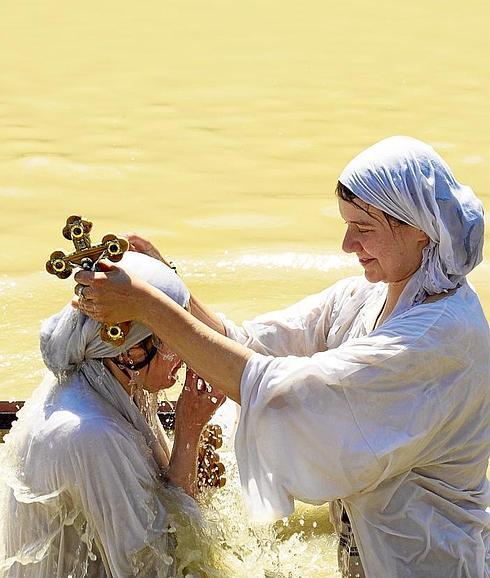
[46,215,129,346]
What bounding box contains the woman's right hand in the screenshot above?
[73,262,147,324]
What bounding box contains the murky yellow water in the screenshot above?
[1,0,489,575]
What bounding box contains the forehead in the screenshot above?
[337,198,385,225]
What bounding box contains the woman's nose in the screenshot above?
[342,227,360,254]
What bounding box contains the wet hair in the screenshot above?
[335,181,358,204]
[335,181,406,228]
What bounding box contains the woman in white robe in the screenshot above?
[73,136,489,578]
[0,252,224,578]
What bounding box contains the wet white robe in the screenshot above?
[0,373,175,578]
[223,276,489,578]
[0,253,198,578]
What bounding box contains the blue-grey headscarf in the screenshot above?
[339,136,484,315]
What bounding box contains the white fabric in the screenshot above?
[339,135,485,317]
[0,252,193,578]
[0,373,176,578]
[226,276,489,577]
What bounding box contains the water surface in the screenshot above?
[1,1,489,575]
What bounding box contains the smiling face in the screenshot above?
[338,197,429,285]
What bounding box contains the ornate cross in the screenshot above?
[46,215,129,346]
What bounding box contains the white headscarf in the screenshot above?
[39,251,190,469]
[0,253,228,578]
[339,136,485,316]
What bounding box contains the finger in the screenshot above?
[74,269,98,285]
[74,284,92,299]
[74,263,118,284]
[184,368,199,388]
[121,232,139,244]
[72,296,101,320]
[78,300,107,323]
[120,233,136,251]
[96,260,119,273]
[77,297,94,314]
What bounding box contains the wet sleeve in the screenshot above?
[220,278,359,357]
[68,421,173,577]
[235,308,459,522]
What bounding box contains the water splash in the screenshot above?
[195,450,341,577]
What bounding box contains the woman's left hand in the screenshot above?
[123,233,166,262]
[174,369,226,436]
[72,261,146,324]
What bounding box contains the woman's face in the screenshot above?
[122,337,183,393]
[143,339,183,393]
[338,198,429,285]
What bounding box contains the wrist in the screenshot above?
[174,423,203,445]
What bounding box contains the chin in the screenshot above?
[363,270,383,283]
[361,262,386,284]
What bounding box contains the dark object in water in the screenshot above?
[0,400,176,436]
[197,424,226,489]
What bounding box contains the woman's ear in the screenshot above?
[417,229,430,246]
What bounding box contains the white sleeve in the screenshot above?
[220,278,360,357]
[68,421,172,577]
[235,305,468,522]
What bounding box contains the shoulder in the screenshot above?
[370,285,489,380]
[32,381,134,461]
[9,409,128,495]
[32,411,129,472]
[386,283,488,344]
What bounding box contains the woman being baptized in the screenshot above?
[0,252,225,578]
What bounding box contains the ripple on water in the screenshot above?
[0,186,34,198]
[0,278,17,294]
[463,155,484,165]
[182,251,356,277]
[429,141,456,150]
[17,155,128,180]
[186,214,290,229]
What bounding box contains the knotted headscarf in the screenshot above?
[339,136,485,316]
[40,251,190,469]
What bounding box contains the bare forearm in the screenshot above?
[188,294,226,335]
[166,428,201,497]
[137,283,251,403]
